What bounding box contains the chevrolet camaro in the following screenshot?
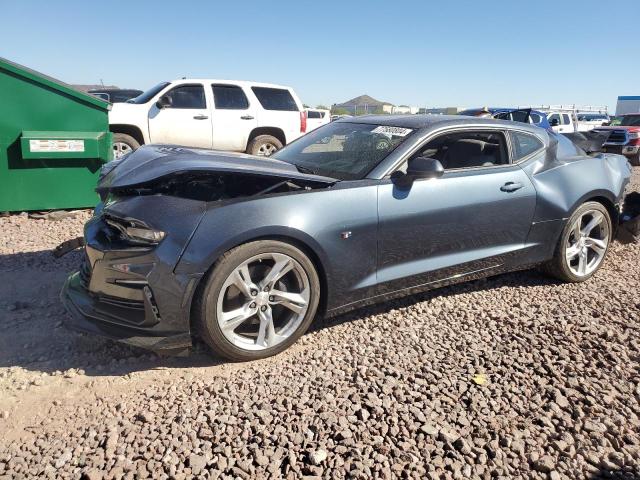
[61,115,632,361]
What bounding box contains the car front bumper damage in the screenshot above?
[60,213,202,352]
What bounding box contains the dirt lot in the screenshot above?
[0,169,639,479]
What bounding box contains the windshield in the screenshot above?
[272,122,414,180]
[127,82,170,104]
[620,115,640,127]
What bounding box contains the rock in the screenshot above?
[309,449,328,465]
[533,455,555,473]
[189,454,207,474]
[420,423,439,436]
[82,469,103,480]
[54,450,72,468]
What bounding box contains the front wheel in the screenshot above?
[628,154,640,167]
[196,240,320,361]
[544,201,612,282]
[112,133,140,159]
[246,135,283,157]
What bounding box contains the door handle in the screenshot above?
[240,115,255,120]
[193,115,209,120]
[500,182,524,192]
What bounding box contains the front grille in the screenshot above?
[99,295,145,310]
[605,130,628,145]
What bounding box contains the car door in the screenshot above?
[210,84,257,152]
[376,128,537,294]
[148,83,213,148]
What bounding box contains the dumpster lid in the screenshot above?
[0,57,110,110]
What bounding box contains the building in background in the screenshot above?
[332,95,393,115]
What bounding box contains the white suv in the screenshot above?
[109,79,307,158]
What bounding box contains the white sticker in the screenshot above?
[371,126,413,137]
[29,139,85,153]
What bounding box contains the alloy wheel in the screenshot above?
[564,209,609,277]
[257,143,277,156]
[216,253,310,351]
[113,141,133,159]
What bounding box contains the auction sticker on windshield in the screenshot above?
[371,126,413,137]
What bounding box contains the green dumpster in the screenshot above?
[0,57,113,212]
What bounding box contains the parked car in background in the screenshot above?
[88,88,143,103]
[546,111,576,133]
[108,79,306,158]
[305,108,330,131]
[576,113,610,132]
[62,115,632,361]
[331,114,353,122]
[458,108,551,129]
[615,96,640,116]
[594,113,640,165]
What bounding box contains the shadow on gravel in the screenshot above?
[589,469,640,480]
[0,249,561,379]
[310,267,561,334]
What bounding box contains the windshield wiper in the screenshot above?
[294,165,318,175]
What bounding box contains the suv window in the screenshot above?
[562,114,571,124]
[511,132,544,160]
[252,87,298,111]
[212,84,249,110]
[307,111,322,119]
[165,85,206,109]
[548,113,560,124]
[411,130,509,170]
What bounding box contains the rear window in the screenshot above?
[307,111,322,119]
[511,132,544,160]
[212,84,249,109]
[252,87,299,111]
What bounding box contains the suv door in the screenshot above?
[376,129,537,294]
[148,83,213,148]
[210,84,257,152]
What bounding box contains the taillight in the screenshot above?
[300,111,307,133]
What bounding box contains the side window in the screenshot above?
[306,111,322,119]
[165,85,206,109]
[562,114,571,125]
[511,132,544,161]
[411,130,509,170]
[212,84,249,110]
[529,113,541,124]
[251,87,299,111]
[548,113,560,124]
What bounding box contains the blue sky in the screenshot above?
[1,1,635,111]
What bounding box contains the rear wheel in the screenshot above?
[628,154,640,167]
[196,240,320,361]
[544,201,611,282]
[112,133,140,159]
[246,135,283,157]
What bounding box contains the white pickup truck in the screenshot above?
[109,79,307,158]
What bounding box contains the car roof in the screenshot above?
[170,78,295,90]
[335,114,544,133]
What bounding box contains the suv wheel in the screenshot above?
[247,135,283,157]
[196,240,320,361]
[112,133,140,159]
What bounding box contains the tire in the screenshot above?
[628,154,640,167]
[543,201,612,283]
[112,133,140,159]
[196,240,320,361]
[246,135,283,157]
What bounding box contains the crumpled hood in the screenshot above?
[98,145,337,191]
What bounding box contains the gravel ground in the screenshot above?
[0,170,639,479]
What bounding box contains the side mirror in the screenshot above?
[392,157,444,188]
[550,118,560,127]
[407,156,444,180]
[156,95,172,109]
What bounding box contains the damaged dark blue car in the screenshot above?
[61,115,634,361]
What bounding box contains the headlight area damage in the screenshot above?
[60,145,336,352]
